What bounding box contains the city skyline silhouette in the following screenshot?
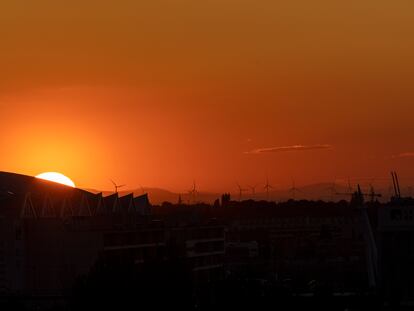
[1,1,414,310]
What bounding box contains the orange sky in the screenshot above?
[1,0,414,192]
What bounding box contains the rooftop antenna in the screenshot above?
[236,183,249,201]
[110,179,125,194]
[263,177,273,200]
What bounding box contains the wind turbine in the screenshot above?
[288,181,302,200]
[263,177,273,200]
[188,180,198,204]
[110,179,126,194]
[236,183,249,201]
[248,183,260,196]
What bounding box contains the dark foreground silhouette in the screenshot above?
[68,258,381,311]
[70,258,193,310]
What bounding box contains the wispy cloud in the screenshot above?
[244,144,333,154]
[391,152,414,159]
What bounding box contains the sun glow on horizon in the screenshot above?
[35,172,76,188]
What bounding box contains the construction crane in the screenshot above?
[336,183,381,203]
[367,184,382,203]
[391,171,402,199]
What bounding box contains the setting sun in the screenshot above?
[35,172,76,188]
